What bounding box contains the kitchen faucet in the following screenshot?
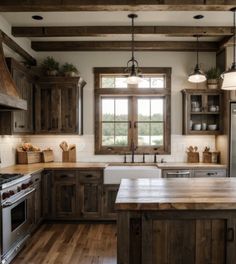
[131,141,137,163]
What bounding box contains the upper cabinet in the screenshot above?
[0,58,34,135]
[182,89,223,135]
[35,77,85,134]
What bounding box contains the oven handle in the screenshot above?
[2,187,35,208]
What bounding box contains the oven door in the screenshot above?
[2,187,35,255]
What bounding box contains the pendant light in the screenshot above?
[126,14,142,85]
[188,35,206,83]
[221,8,236,90]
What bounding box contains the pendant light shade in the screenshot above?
[188,35,206,83]
[125,14,142,85]
[221,8,236,90]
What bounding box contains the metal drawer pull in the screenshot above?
[166,171,190,176]
[207,172,217,176]
[85,175,93,178]
[227,228,235,242]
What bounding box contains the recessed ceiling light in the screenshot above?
[32,15,43,21]
[193,15,204,20]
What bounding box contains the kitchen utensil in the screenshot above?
[208,124,217,131]
[193,123,202,130]
[60,141,68,151]
[202,123,207,130]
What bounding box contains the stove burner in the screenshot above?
[0,174,24,185]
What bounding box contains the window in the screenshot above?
[94,67,171,154]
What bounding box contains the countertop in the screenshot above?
[0,162,108,175]
[115,178,236,210]
[0,162,227,175]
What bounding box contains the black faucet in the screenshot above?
[131,141,137,163]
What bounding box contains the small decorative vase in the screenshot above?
[46,70,58,76]
[64,71,77,77]
[207,79,218,89]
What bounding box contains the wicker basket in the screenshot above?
[17,151,41,164]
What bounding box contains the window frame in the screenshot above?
[94,67,171,155]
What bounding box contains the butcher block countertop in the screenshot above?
[0,162,108,175]
[157,162,227,169]
[115,178,236,211]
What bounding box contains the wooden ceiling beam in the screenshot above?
[12,26,233,37]
[31,40,218,52]
[0,30,36,65]
[0,1,236,11]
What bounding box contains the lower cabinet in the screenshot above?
[102,185,119,219]
[80,183,102,218]
[54,182,77,218]
[118,211,236,264]
[31,172,43,231]
[43,169,115,220]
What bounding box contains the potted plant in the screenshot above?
[206,67,221,89]
[61,63,79,77]
[41,56,59,76]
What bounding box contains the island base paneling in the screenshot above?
[117,211,236,264]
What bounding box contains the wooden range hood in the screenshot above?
[0,39,27,110]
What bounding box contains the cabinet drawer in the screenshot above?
[162,169,193,178]
[79,170,103,182]
[54,170,76,181]
[194,169,227,178]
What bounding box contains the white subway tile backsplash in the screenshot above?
[22,134,216,163]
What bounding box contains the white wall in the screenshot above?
[26,51,216,163]
[0,15,35,168]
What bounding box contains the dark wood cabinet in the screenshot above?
[52,170,78,218]
[118,211,236,264]
[35,77,85,134]
[0,57,34,135]
[182,89,223,135]
[103,185,119,219]
[80,183,102,218]
[31,172,43,231]
[54,182,77,217]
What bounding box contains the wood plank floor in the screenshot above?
[12,223,117,264]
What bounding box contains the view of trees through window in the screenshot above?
[101,98,164,147]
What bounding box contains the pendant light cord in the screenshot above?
[196,35,199,67]
[131,16,135,61]
[234,9,236,66]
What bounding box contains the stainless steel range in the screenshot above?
[0,173,35,264]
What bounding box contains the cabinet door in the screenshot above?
[141,212,236,264]
[5,58,34,134]
[35,85,61,133]
[103,185,119,219]
[34,181,42,225]
[54,182,77,218]
[80,183,102,218]
[61,85,77,133]
[42,171,53,219]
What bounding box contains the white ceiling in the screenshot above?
[0,11,233,42]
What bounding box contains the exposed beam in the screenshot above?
[0,1,236,11]
[0,30,36,66]
[31,41,218,52]
[12,26,234,38]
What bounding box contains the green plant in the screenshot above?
[206,67,221,80]
[61,63,78,74]
[41,57,59,71]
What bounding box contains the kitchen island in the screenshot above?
[116,178,236,264]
